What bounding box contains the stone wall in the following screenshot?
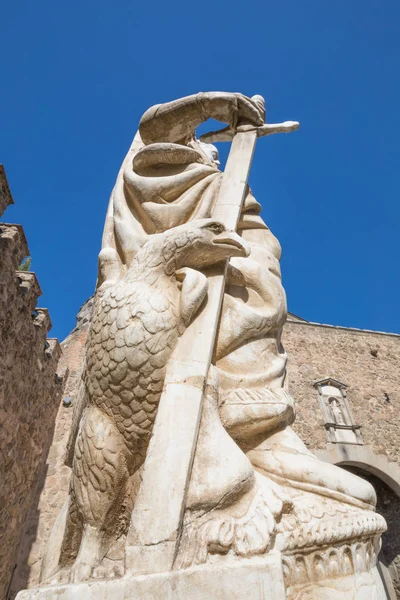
[9,298,93,598]
[284,318,400,463]
[283,316,400,598]
[0,167,62,600]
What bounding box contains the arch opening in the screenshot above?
[340,464,400,599]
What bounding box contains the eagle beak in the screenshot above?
[213,230,250,257]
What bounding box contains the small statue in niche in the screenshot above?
[329,397,346,425]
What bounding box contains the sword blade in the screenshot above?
[126,129,258,574]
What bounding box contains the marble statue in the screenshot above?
[26,92,387,600]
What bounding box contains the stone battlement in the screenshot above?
[0,164,14,216]
[0,223,29,270]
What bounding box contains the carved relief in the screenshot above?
[42,219,250,582]
[282,538,383,599]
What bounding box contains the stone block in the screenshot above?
[16,555,286,600]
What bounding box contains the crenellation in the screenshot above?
[46,339,62,363]
[0,165,14,216]
[15,273,43,312]
[32,308,52,334]
[0,223,29,270]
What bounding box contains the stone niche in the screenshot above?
[314,378,363,445]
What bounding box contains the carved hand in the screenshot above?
[202,92,265,131]
[139,92,266,145]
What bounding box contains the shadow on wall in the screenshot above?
[7,459,53,599]
[8,299,92,599]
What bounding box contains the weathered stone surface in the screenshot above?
[14,314,399,598]
[284,320,400,463]
[11,93,389,599]
[0,178,62,600]
[283,317,400,597]
[344,467,400,599]
[26,92,302,588]
[0,164,14,216]
[126,129,257,575]
[16,555,286,600]
[10,299,92,599]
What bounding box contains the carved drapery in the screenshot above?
[36,94,386,600]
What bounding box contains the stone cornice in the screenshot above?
[285,318,400,339]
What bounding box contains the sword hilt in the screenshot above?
[200,94,298,143]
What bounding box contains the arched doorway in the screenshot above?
[340,464,400,599]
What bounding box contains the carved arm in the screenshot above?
[139,92,265,145]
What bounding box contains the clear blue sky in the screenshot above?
[1,0,399,341]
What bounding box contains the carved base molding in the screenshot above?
[283,537,387,599]
[275,485,387,552]
[15,554,286,600]
[16,540,387,600]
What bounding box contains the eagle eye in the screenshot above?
[206,222,225,235]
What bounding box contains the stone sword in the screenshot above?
[126,97,299,574]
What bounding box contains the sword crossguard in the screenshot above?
[200,120,299,144]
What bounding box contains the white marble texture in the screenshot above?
[18,555,286,600]
[26,92,387,599]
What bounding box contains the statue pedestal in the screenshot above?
[15,554,286,600]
